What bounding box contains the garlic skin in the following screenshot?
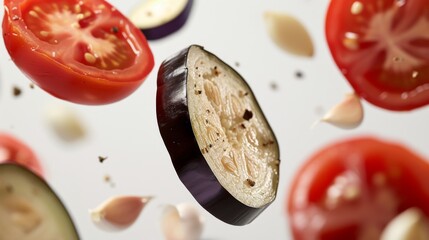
[90,196,152,231]
[381,208,429,240]
[322,93,364,129]
[161,203,204,240]
[264,11,314,57]
[45,104,86,142]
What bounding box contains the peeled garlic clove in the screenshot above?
[161,203,204,240]
[264,11,314,57]
[322,93,363,129]
[45,104,86,142]
[90,196,152,231]
[381,208,429,240]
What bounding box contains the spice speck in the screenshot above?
[243,109,253,121]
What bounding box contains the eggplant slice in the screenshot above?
[0,163,79,239]
[129,0,193,40]
[157,45,280,225]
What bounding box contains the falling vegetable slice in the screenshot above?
[287,136,429,240]
[0,163,79,239]
[0,133,43,177]
[325,0,429,111]
[156,45,280,225]
[2,0,154,105]
[129,0,193,40]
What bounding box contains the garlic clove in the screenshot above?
[90,196,152,231]
[161,203,204,240]
[381,208,429,240]
[45,104,86,142]
[321,93,364,129]
[264,11,314,57]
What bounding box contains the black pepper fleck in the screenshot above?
[243,109,253,121]
[246,179,255,187]
[13,86,22,97]
[262,140,275,147]
[98,156,108,163]
[270,82,279,91]
[111,26,119,33]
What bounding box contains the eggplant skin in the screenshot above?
[156,45,273,226]
[140,0,193,40]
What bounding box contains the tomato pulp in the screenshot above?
[287,137,429,240]
[3,0,154,105]
[326,0,429,111]
[0,133,43,177]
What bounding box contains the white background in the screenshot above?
[1,0,428,239]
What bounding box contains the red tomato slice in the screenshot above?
[326,0,429,111]
[287,137,429,240]
[2,0,154,105]
[0,133,43,177]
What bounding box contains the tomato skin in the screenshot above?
[0,133,43,177]
[2,0,154,105]
[325,0,429,111]
[287,137,429,240]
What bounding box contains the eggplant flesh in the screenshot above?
[0,163,79,240]
[157,45,280,225]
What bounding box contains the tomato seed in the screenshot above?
[84,53,96,64]
[29,10,39,18]
[74,4,82,13]
[351,1,363,15]
[40,31,49,37]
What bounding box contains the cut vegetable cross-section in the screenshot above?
[326,0,429,110]
[157,45,280,225]
[129,0,193,40]
[0,163,79,239]
[3,0,154,105]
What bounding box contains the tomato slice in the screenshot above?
[326,0,429,111]
[287,137,429,240]
[2,0,154,105]
[0,133,43,177]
